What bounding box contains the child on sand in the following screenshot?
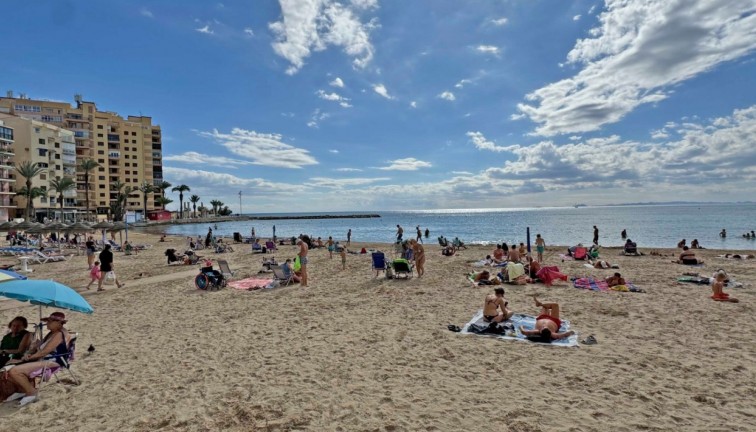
[535,234,545,263]
[86,261,101,290]
[340,246,346,270]
[711,270,738,302]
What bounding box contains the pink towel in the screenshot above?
[228,278,273,290]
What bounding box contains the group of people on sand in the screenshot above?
[483,290,574,343]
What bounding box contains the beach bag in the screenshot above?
[469,321,513,335]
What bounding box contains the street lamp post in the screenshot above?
[238,191,242,217]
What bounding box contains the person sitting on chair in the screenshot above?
[0,317,33,368]
[200,259,224,284]
[519,296,575,343]
[4,312,72,407]
[281,259,301,283]
[483,288,513,323]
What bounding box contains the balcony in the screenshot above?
[73,131,90,138]
[0,145,13,155]
[108,151,120,159]
[107,134,120,142]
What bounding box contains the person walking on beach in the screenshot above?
[593,225,599,245]
[85,261,101,290]
[297,239,309,287]
[347,229,351,245]
[535,234,546,263]
[409,239,425,277]
[85,236,96,269]
[416,226,423,243]
[97,245,124,291]
[396,225,403,242]
[621,229,627,240]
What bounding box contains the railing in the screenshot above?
[107,134,120,141]
[108,152,120,158]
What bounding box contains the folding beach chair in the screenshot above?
[371,252,387,277]
[391,258,413,279]
[265,241,277,253]
[271,265,294,286]
[29,332,80,388]
[34,250,67,263]
[217,259,235,280]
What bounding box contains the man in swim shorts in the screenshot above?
[297,239,309,287]
[519,296,574,343]
[535,234,545,263]
[483,288,513,323]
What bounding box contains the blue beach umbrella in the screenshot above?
[0,269,28,281]
[0,279,94,337]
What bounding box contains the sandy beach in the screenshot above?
[0,232,754,431]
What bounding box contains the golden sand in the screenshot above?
[0,232,754,431]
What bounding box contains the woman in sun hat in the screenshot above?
[4,312,71,407]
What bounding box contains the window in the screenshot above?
[132,140,137,144]
[38,138,45,145]
[54,142,59,148]
[98,142,104,146]
[100,193,105,197]
[98,134,103,138]
[98,150,104,155]
[133,163,138,167]
[98,167,104,172]
[15,105,41,112]
[38,149,48,156]
[124,155,129,159]
[98,176,105,180]
[40,115,62,122]
[54,154,60,159]
[97,159,104,163]
[99,184,105,189]
[55,165,61,170]
[125,171,130,174]
[132,132,137,136]
[97,125,103,129]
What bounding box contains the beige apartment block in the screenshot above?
[0,92,163,219]
[0,113,77,221]
[0,119,14,222]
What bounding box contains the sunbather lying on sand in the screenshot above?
[590,259,618,269]
[519,296,575,343]
[605,272,625,287]
[471,270,499,285]
[711,270,738,302]
[483,288,513,323]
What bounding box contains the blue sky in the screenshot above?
[2,0,755,212]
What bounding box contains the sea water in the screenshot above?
[161,204,756,250]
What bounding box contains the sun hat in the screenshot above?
[41,312,67,324]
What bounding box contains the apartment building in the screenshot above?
[0,113,77,221]
[0,92,163,219]
[0,119,14,222]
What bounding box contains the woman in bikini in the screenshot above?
[409,239,425,277]
[483,288,513,323]
[519,296,574,343]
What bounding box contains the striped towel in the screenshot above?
[572,277,609,291]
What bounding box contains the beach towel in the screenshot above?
[461,310,578,347]
[506,263,525,280]
[609,283,645,293]
[535,266,568,286]
[572,277,609,292]
[677,276,744,289]
[228,278,273,290]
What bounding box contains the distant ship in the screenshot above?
[574,204,587,208]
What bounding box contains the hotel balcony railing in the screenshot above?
[107,134,120,142]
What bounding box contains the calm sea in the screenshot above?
[161,204,756,251]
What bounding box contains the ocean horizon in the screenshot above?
[161,203,756,251]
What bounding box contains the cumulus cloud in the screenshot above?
[163,152,252,168]
[573,14,581,21]
[476,45,500,55]
[316,90,352,107]
[466,132,516,152]
[491,17,508,26]
[140,8,154,19]
[455,79,472,89]
[378,158,432,171]
[409,101,417,108]
[373,83,394,99]
[244,27,254,36]
[516,0,756,136]
[329,149,339,153]
[196,128,318,168]
[309,176,390,188]
[164,166,301,193]
[269,0,378,74]
[196,25,214,35]
[307,109,330,128]
[329,77,345,88]
[438,91,456,101]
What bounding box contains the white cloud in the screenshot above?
[316,89,351,107]
[438,91,456,101]
[372,83,394,99]
[309,176,390,188]
[164,167,301,193]
[244,27,255,36]
[350,0,378,9]
[140,8,154,19]
[196,128,318,168]
[378,158,432,171]
[476,45,500,55]
[329,149,339,153]
[410,101,417,108]
[588,5,597,15]
[334,167,363,172]
[329,77,345,88]
[307,108,330,128]
[451,171,473,175]
[455,79,472,89]
[491,17,508,26]
[466,132,515,153]
[573,14,581,21]
[269,0,378,74]
[163,152,252,168]
[196,25,214,35]
[516,0,756,136]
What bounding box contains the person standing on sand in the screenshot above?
[409,239,425,277]
[593,225,599,245]
[85,236,96,269]
[326,236,335,259]
[416,226,423,243]
[97,245,124,291]
[347,229,351,245]
[297,239,309,287]
[340,246,346,270]
[535,234,545,263]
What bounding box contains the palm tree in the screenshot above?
[78,159,99,221]
[13,161,46,221]
[138,181,155,217]
[189,194,200,218]
[155,181,172,207]
[15,186,45,220]
[209,199,221,216]
[171,184,190,219]
[155,196,173,210]
[49,177,76,221]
